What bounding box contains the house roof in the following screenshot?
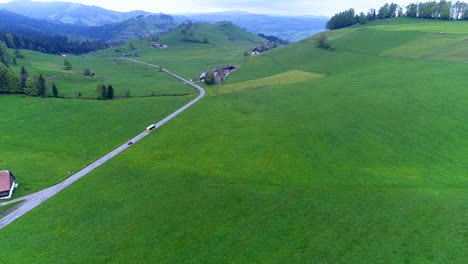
[0,170,12,192]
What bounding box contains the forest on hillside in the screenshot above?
[0,32,107,55]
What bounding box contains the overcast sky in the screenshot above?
[0,0,414,16]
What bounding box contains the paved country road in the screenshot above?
[0,60,205,230]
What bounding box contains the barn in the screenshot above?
[0,170,18,199]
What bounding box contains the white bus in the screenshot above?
[146,124,156,132]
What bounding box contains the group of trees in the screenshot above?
[327,1,468,30]
[326,4,399,30]
[257,33,289,45]
[326,9,362,30]
[0,65,59,97]
[0,38,21,65]
[96,84,114,100]
[406,1,468,20]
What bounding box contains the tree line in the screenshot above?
[0,64,57,97]
[0,39,61,97]
[406,1,468,19]
[327,1,468,30]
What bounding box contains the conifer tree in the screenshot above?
[107,84,114,100]
[52,83,58,97]
[36,74,46,97]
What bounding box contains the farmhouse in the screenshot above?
[222,65,237,75]
[213,68,223,83]
[150,42,168,49]
[251,42,282,55]
[199,72,207,81]
[251,47,261,55]
[0,170,18,199]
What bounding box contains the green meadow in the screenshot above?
[0,22,260,198]
[14,50,194,98]
[3,18,468,263]
[0,95,193,197]
[218,70,325,94]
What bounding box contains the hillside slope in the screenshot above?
[3,17,468,263]
[161,21,265,46]
[326,18,468,63]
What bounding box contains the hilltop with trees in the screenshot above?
[327,1,468,30]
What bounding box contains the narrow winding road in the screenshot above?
[0,60,205,230]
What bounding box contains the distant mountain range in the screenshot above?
[0,9,177,42]
[0,9,83,36]
[0,0,152,26]
[78,14,177,41]
[175,11,328,42]
[0,0,328,42]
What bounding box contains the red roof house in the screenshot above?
[0,170,17,199]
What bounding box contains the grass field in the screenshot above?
[0,21,259,198]
[3,18,468,263]
[218,70,325,94]
[13,51,194,98]
[328,18,468,64]
[0,95,193,197]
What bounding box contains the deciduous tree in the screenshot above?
[316,33,331,49]
[96,84,107,99]
[204,70,215,85]
[64,59,72,70]
[83,68,91,76]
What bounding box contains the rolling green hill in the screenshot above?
[177,11,328,42]
[163,21,265,46]
[3,17,468,263]
[329,17,468,63]
[94,21,267,79]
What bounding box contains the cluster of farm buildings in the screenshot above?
[199,65,237,83]
[251,41,281,55]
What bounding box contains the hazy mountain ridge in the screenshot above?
[0,9,176,42]
[0,0,152,26]
[82,14,178,41]
[0,0,327,42]
[0,9,86,36]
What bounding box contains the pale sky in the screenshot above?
[0,0,414,16]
